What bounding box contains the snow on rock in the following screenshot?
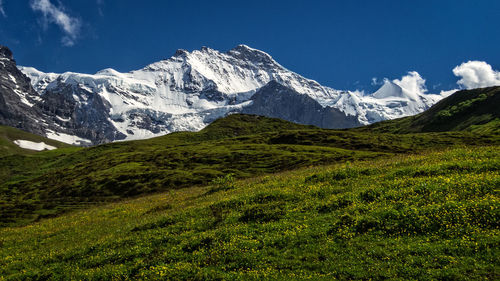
[17,66,60,93]
[13,140,56,151]
[45,130,92,146]
[17,44,450,145]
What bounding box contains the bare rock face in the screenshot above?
[242,81,361,129]
[39,81,126,144]
[0,46,13,60]
[0,45,46,135]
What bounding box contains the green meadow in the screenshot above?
[0,146,498,280]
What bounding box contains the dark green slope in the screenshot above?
[199,114,317,139]
[357,86,500,133]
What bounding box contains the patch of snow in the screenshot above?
[56,115,71,122]
[8,74,17,83]
[13,140,56,151]
[45,130,92,146]
[17,66,60,93]
[13,89,35,107]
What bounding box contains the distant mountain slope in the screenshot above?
[357,86,500,133]
[1,44,447,145]
[242,81,362,128]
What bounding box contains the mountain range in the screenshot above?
[1,44,448,145]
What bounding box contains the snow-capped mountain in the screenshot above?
[1,44,448,145]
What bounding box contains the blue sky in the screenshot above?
[0,0,499,92]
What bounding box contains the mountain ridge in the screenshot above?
[1,44,449,145]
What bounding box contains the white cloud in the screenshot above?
[453,60,500,89]
[30,0,81,46]
[392,71,427,95]
[0,0,6,17]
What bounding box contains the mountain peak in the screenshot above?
[200,46,215,52]
[229,44,264,54]
[173,49,189,57]
[372,80,404,99]
[232,44,254,51]
[227,44,274,63]
[0,45,13,60]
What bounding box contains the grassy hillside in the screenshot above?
[0,146,498,280]
[0,125,71,157]
[356,86,500,134]
[197,114,317,139]
[1,113,498,227]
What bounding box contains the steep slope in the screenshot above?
[12,44,448,145]
[358,86,500,133]
[0,46,46,135]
